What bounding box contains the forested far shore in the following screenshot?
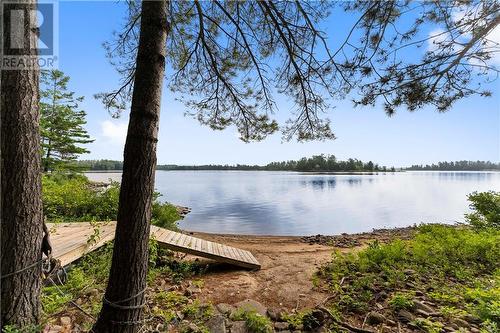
[75,157,500,172]
[407,160,500,171]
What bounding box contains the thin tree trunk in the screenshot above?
[1,1,44,328]
[93,1,168,332]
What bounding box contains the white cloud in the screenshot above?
[427,23,500,66]
[427,28,448,52]
[101,120,128,144]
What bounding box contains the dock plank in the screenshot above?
[48,222,261,270]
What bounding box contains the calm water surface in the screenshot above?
[86,171,500,235]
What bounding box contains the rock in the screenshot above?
[176,311,185,320]
[207,315,226,333]
[274,322,290,331]
[470,328,480,333]
[184,285,202,296]
[443,326,455,332]
[397,309,415,323]
[87,288,99,297]
[217,303,236,316]
[366,312,387,325]
[403,269,416,275]
[59,317,71,326]
[451,318,470,328]
[49,326,62,333]
[231,321,249,333]
[464,314,481,324]
[234,299,267,316]
[415,309,430,317]
[188,323,200,332]
[267,307,285,321]
[413,300,435,313]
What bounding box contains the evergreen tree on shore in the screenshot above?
[40,70,94,172]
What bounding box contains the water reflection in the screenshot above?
[86,171,500,236]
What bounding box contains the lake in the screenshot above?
[86,171,500,236]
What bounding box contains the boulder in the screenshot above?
[217,303,236,316]
[234,299,267,316]
[231,321,249,333]
[207,315,226,333]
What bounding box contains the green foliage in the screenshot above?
[42,243,114,317]
[465,191,500,230]
[464,273,500,323]
[42,174,119,221]
[42,173,180,229]
[152,192,181,230]
[346,225,500,280]
[319,224,500,327]
[231,310,273,333]
[1,325,42,333]
[410,318,444,333]
[40,70,94,172]
[388,292,415,311]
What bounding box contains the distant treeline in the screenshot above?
[77,155,395,172]
[76,159,124,170]
[75,158,500,172]
[406,161,500,171]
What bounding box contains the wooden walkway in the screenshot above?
[47,222,261,270]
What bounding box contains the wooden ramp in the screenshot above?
[47,222,261,270]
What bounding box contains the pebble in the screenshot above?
[59,316,71,327]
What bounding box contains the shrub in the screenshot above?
[231,310,273,333]
[42,173,180,229]
[465,191,500,230]
[389,292,415,311]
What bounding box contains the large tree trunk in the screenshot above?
[1,1,44,328]
[93,1,168,332]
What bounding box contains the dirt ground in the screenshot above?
[183,233,349,311]
[178,227,415,312]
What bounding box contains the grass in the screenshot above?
[231,309,273,333]
[388,292,415,311]
[317,224,500,332]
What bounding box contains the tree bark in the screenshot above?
[1,1,44,328]
[93,1,168,332]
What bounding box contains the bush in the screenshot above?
[42,173,119,221]
[42,173,180,229]
[466,191,500,230]
[231,310,273,333]
[318,224,500,327]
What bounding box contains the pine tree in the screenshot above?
[40,70,94,172]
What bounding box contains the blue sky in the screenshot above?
[57,1,499,167]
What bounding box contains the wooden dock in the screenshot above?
[48,222,261,270]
